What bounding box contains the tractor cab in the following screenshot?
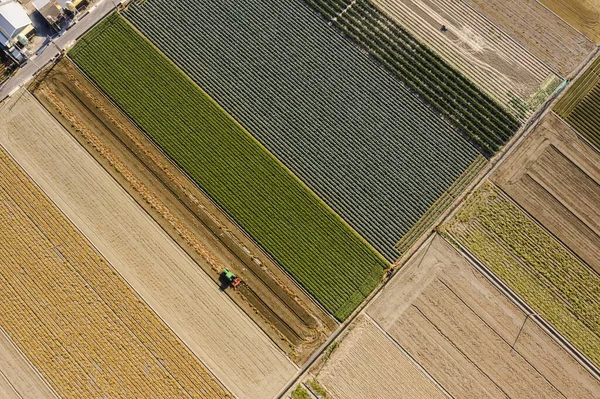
[221,268,241,288]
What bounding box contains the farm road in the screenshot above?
[0,0,116,100]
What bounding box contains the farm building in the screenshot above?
[33,0,64,30]
[0,1,33,48]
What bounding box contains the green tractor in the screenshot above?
[221,268,241,288]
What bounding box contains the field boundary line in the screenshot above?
[0,326,60,399]
[441,233,600,381]
[458,0,563,78]
[275,234,438,398]
[365,312,454,398]
[0,94,234,396]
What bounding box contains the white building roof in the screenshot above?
[0,1,31,38]
[33,0,50,11]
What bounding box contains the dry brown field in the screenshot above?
[366,235,600,398]
[371,0,561,115]
[0,144,231,398]
[0,91,297,399]
[315,315,447,399]
[537,0,600,42]
[463,0,595,76]
[30,59,336,364]
[492,112,600,273]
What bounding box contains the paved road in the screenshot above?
[0,0,117,100]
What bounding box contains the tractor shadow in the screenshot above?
[218,273,231,291]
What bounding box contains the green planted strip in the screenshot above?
[70,14,386,320]
[441,183,600,366]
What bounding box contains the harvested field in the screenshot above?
[114,0,487,263]
[315,315,446,399]
[0,144,230,398]
[71,14,390,320]
[492,112,600,273]
[0,91,296,399]
[0,328,58,399]
[371,0,562,116]
[537,0,600,42]
[441,183,600,369]
[555,55,600,149]
[463,0,595,76]
[368,234,600,398]
[31,58,337,364]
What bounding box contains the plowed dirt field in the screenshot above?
[0,91,296,399]
[366,235,600,398]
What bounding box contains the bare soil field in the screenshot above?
[314,315,446,399]
[537,0,600,42]
[0,328,58,399]
[30,58,336,364]
[372,0,562,116]
[463,0,595,76]
[0,91,297,399]
[367,235,600,398]
[492,112,600,273]
[0,144,230,398]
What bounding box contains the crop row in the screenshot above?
[303,0,520,155]
[70,14,387,320]
[122,0,481,262]
[555,56,600,150]
[0,146,229,398]
[441,183,600,367]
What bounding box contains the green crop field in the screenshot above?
[441,183,600,367]
[555,56,600,150]
[69,14,386,320]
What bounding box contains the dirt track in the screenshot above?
[367,235,600,398]
[492,112,600,273]
[0,91,297,399]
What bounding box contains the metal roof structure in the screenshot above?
[0,1,31,39]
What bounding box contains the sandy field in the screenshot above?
[464,0,595,76]
[372,0,561,115]
[367,235,600,398]
[0,328,58,399]
[0,91,297,399]
[316,315,447,399]
[538,0,600,42]
[492,112,600,273]
[30,59,336,364]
